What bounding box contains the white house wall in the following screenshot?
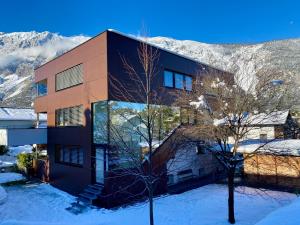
[0,129,8,145]
[244,126,275,140]
[167,144,222,185]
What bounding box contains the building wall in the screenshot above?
[0,129,7,145]
[244,154,300,189]
[106,31,231,105]
[6,128,47,146]
[243,126,275,140]
[34,31,108,194]
[0,120,37,129]
[167,144,223,185]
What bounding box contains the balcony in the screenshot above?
[0,128,47,146]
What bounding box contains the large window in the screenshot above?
[163,70,193,91]
[164,71,174,87]
[55,105,83,127]
[55,145,83,166]
[93,101,108,144]
[36,79,47,96]
[56,64,83,91]
[185,76,193,91]
[175,73,184,89]
[108,101,180,168]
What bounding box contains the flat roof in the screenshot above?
[0,108,47,121]
[35,29,232,75]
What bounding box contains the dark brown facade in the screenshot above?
[34,30,230,200]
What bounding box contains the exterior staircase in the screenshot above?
[66,184,104,214]
[77,183,104,205]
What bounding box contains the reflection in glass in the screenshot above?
[36,79,47,96]
[109,101,180,168]
[164,70,174,87]
[185,76,193,91]
[93,101,108,144]
[175,73,184,89]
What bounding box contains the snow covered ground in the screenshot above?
[0,172,25,184]
[0,186,7,204]
[0,183,296,225]
[255,196,300,225]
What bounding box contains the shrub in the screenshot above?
[17,153,33,171]
[0,145,8,155]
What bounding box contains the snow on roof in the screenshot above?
[247,111,289,126]
[0,108,47,121]
[213,111,290,127]
[237,139,300,156]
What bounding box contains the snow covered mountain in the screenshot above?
[0,31,299,107]
[0,31,89,107]
[147,37,300,91]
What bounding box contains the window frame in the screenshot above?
[175,73,184,89]
[163,70,174,88]
[36,79,48,97]
[185,75,193,91]
[55,64,83,92]
[55,145,84,167]
[163,69,193,91]
[55,105,83,127]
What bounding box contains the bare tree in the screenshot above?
[177,66,298,224]
[105,34,184,225]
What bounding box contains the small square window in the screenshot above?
[260,134,267,141]
[175,73,184,89]
[164,71,174,87]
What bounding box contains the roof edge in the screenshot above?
[35,29,232,75]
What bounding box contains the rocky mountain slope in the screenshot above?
[0,31,89,107]
[0,31,299,107]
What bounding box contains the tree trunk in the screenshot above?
[228,166,235,224]
[149,187,154,225]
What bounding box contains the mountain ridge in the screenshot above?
[0,31,299,107]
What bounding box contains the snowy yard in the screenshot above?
[0,172,25,184]
[0,183,297,225]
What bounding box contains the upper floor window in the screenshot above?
[185,76,193,91]
[164,71,174,87]
[175,73,184,89]
[55,105,83,127]
[163,70,193,91]
[56,64,83,91]
[36,79,47,97]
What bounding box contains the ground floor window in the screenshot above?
[55,145,84,166]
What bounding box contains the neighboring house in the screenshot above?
[0,108,47,146]
[240,139,300,190]
[243,110,298,140]
[231,111,300,190]
[34,29,231,206]
[166,141,224,192]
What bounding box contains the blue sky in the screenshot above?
[1,0,300,43]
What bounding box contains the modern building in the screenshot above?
[34,29,231,206]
